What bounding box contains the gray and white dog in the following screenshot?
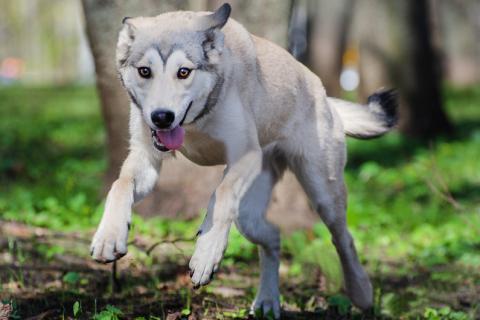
[90,3,397,318]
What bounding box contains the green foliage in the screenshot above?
[282,225,343,292]
[224,225,257,263]
[180,288,192,316]
[73,300,81,317]
[423,307,470,320]
[63,272,80,286]
[221,309,248,318]
[0,86,105,231]
[340,86,480,273]
[327,294,352,316]
[37,243,65,260]
[93,305,123,320]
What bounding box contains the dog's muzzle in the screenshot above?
[150,101,192,152]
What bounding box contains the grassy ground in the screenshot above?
[0,85,479,319]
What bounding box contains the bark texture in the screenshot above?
[81,0,130,189]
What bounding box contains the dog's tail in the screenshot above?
[328,89,398,139]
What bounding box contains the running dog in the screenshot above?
[90,3,397,318]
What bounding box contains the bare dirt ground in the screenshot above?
[0,221,340,319]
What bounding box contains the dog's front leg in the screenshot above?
[189,148,262,287]
[90,150,161,263]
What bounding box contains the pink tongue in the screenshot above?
[156,126,185,150]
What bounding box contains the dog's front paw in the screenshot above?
[189,228,228,287]
[90,219,129,263]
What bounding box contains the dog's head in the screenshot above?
[116,4,231,152]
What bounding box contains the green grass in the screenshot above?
[0,86,105,230]
[0,85,479,319]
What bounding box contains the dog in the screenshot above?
[90,3,397,318]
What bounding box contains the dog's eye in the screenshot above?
[138,67,152,79]
[177,67,192,79]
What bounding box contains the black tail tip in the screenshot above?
[368,88,398,127]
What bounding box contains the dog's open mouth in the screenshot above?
[151,126,185,152]
[150,102,192,152]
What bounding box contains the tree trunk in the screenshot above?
[399,0,453,139]
[81,0,129,189]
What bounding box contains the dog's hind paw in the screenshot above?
[90,220,129,263]
[189,227,228,287]
[251,296,281,319]
[345,269,373,310]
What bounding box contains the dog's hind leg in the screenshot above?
[289,142,373,310]
[234,154,286,319]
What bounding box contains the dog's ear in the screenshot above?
[203,3,231,30]
[116,18,137,69]
[201,3,231,63]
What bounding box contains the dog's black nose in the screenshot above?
[151,109,175,129]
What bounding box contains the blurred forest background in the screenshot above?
[0,0,479,319]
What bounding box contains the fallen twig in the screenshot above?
[111,260,121,294]
[423,144,463,210]
[147,236,195,255]
[424,178,463,210]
